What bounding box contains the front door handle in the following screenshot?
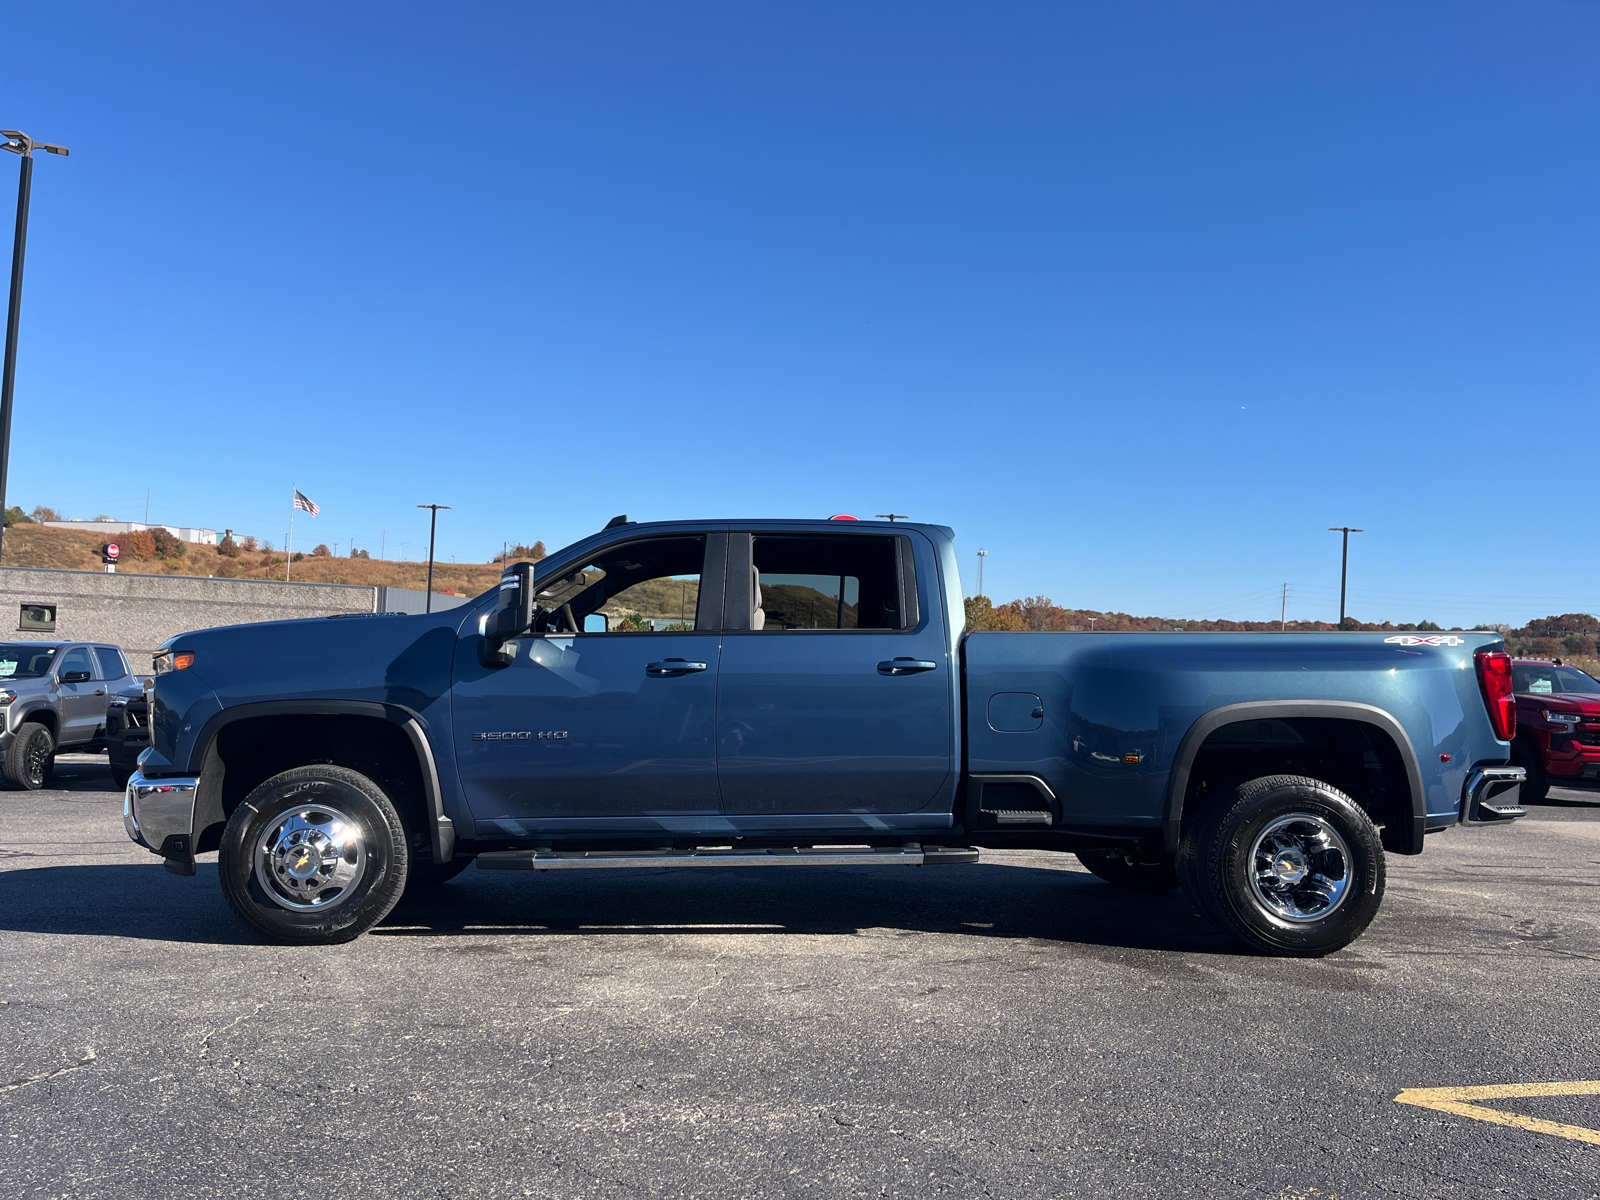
[94,689,106,696]
[647,658,709,676]
[878,658,937,676]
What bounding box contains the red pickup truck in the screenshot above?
[1511,658,1600,802]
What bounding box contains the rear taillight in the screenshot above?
[1475,649,1516,741]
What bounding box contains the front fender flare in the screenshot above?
[186,699,455,864]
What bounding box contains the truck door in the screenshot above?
[54,646,103,746]
[452,532,725,828]
[716,531,952,815]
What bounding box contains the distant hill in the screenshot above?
[0,524,524,597]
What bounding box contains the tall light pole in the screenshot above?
[417,504,450,612]
[0,132,69,568]
[1328,527,1364,628]
[976,548,987,597]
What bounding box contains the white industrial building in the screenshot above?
[40,520,218,546]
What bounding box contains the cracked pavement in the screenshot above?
[2,754,1598,1197]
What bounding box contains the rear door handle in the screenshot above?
[878,658,937,676]
[647,659,709,676]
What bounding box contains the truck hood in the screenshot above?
[167,601,488,716]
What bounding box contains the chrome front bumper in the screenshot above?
[1460,766,1528,824]
[124,771,200,869]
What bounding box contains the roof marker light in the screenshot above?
[829,514,859,521]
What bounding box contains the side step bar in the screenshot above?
[477,845,979,872]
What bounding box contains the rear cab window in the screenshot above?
[94,647,128,680]
[747,534,918,632]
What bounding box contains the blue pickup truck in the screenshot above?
[125,517,1527,956]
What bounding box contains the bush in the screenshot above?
[311,544,331,557]
[241,535,259,552]
[149,528,185,559]
[292,552,305,563]
[505,541,546,561]
[3,507,33,527]
[349,548,369,559]
[217,535,240,558]
[114,529,158,560]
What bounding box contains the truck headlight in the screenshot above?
[108,697,128,708]
[0,690,15,708]
[1544,709,1580,726]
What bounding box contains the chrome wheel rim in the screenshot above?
[1249,813,1352,923]
[254,803,367,912]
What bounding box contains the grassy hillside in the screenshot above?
[0,524,520,596]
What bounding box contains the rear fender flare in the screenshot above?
[1163,700,1425,856]
[186,700,454,863]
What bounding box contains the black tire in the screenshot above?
[109,763,133,790]
[218,765,409,945]
[405,855,474,890]
[1511,739,1549,805]
[1177,774,1385,957]
[3,723,55,790]
[1074,849,1180,893]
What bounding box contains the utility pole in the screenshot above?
[976,548,987,597]
[0,132,69,568]
[1328,527,1364,628]
[1281,583,1288,632]
[417,504,451,613]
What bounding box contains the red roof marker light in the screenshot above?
[828,514,859,521]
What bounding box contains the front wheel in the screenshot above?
[1177,774,1385,957]
[218,765,409,944]
[3,723,55,790]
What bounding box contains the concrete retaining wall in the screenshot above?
[0,567,378,665]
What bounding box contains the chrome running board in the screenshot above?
[476,845,979,871]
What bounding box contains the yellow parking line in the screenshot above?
[1395,1082,1600,1146]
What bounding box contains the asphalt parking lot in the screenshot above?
[3,756,1598,1199]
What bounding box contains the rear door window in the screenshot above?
[750,535,905,631]
[94,648,128,679]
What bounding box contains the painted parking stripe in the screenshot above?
[1395,1082,1600,1146]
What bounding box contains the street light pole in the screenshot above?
[417,504,451,612]
[1328,526,1364,628]
[0,132,68,568]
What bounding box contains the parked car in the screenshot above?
[0,641,136,789]
[105,680,150,789]
[1508,658,1600,803]
[124,517,1525,956]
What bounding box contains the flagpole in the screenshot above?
[287,483,296,582]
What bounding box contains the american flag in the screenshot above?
[293,490,320,516]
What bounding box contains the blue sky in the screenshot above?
[2,3,1595,625]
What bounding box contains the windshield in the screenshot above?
[1513,664,1600,696]
[0,644,58,680]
